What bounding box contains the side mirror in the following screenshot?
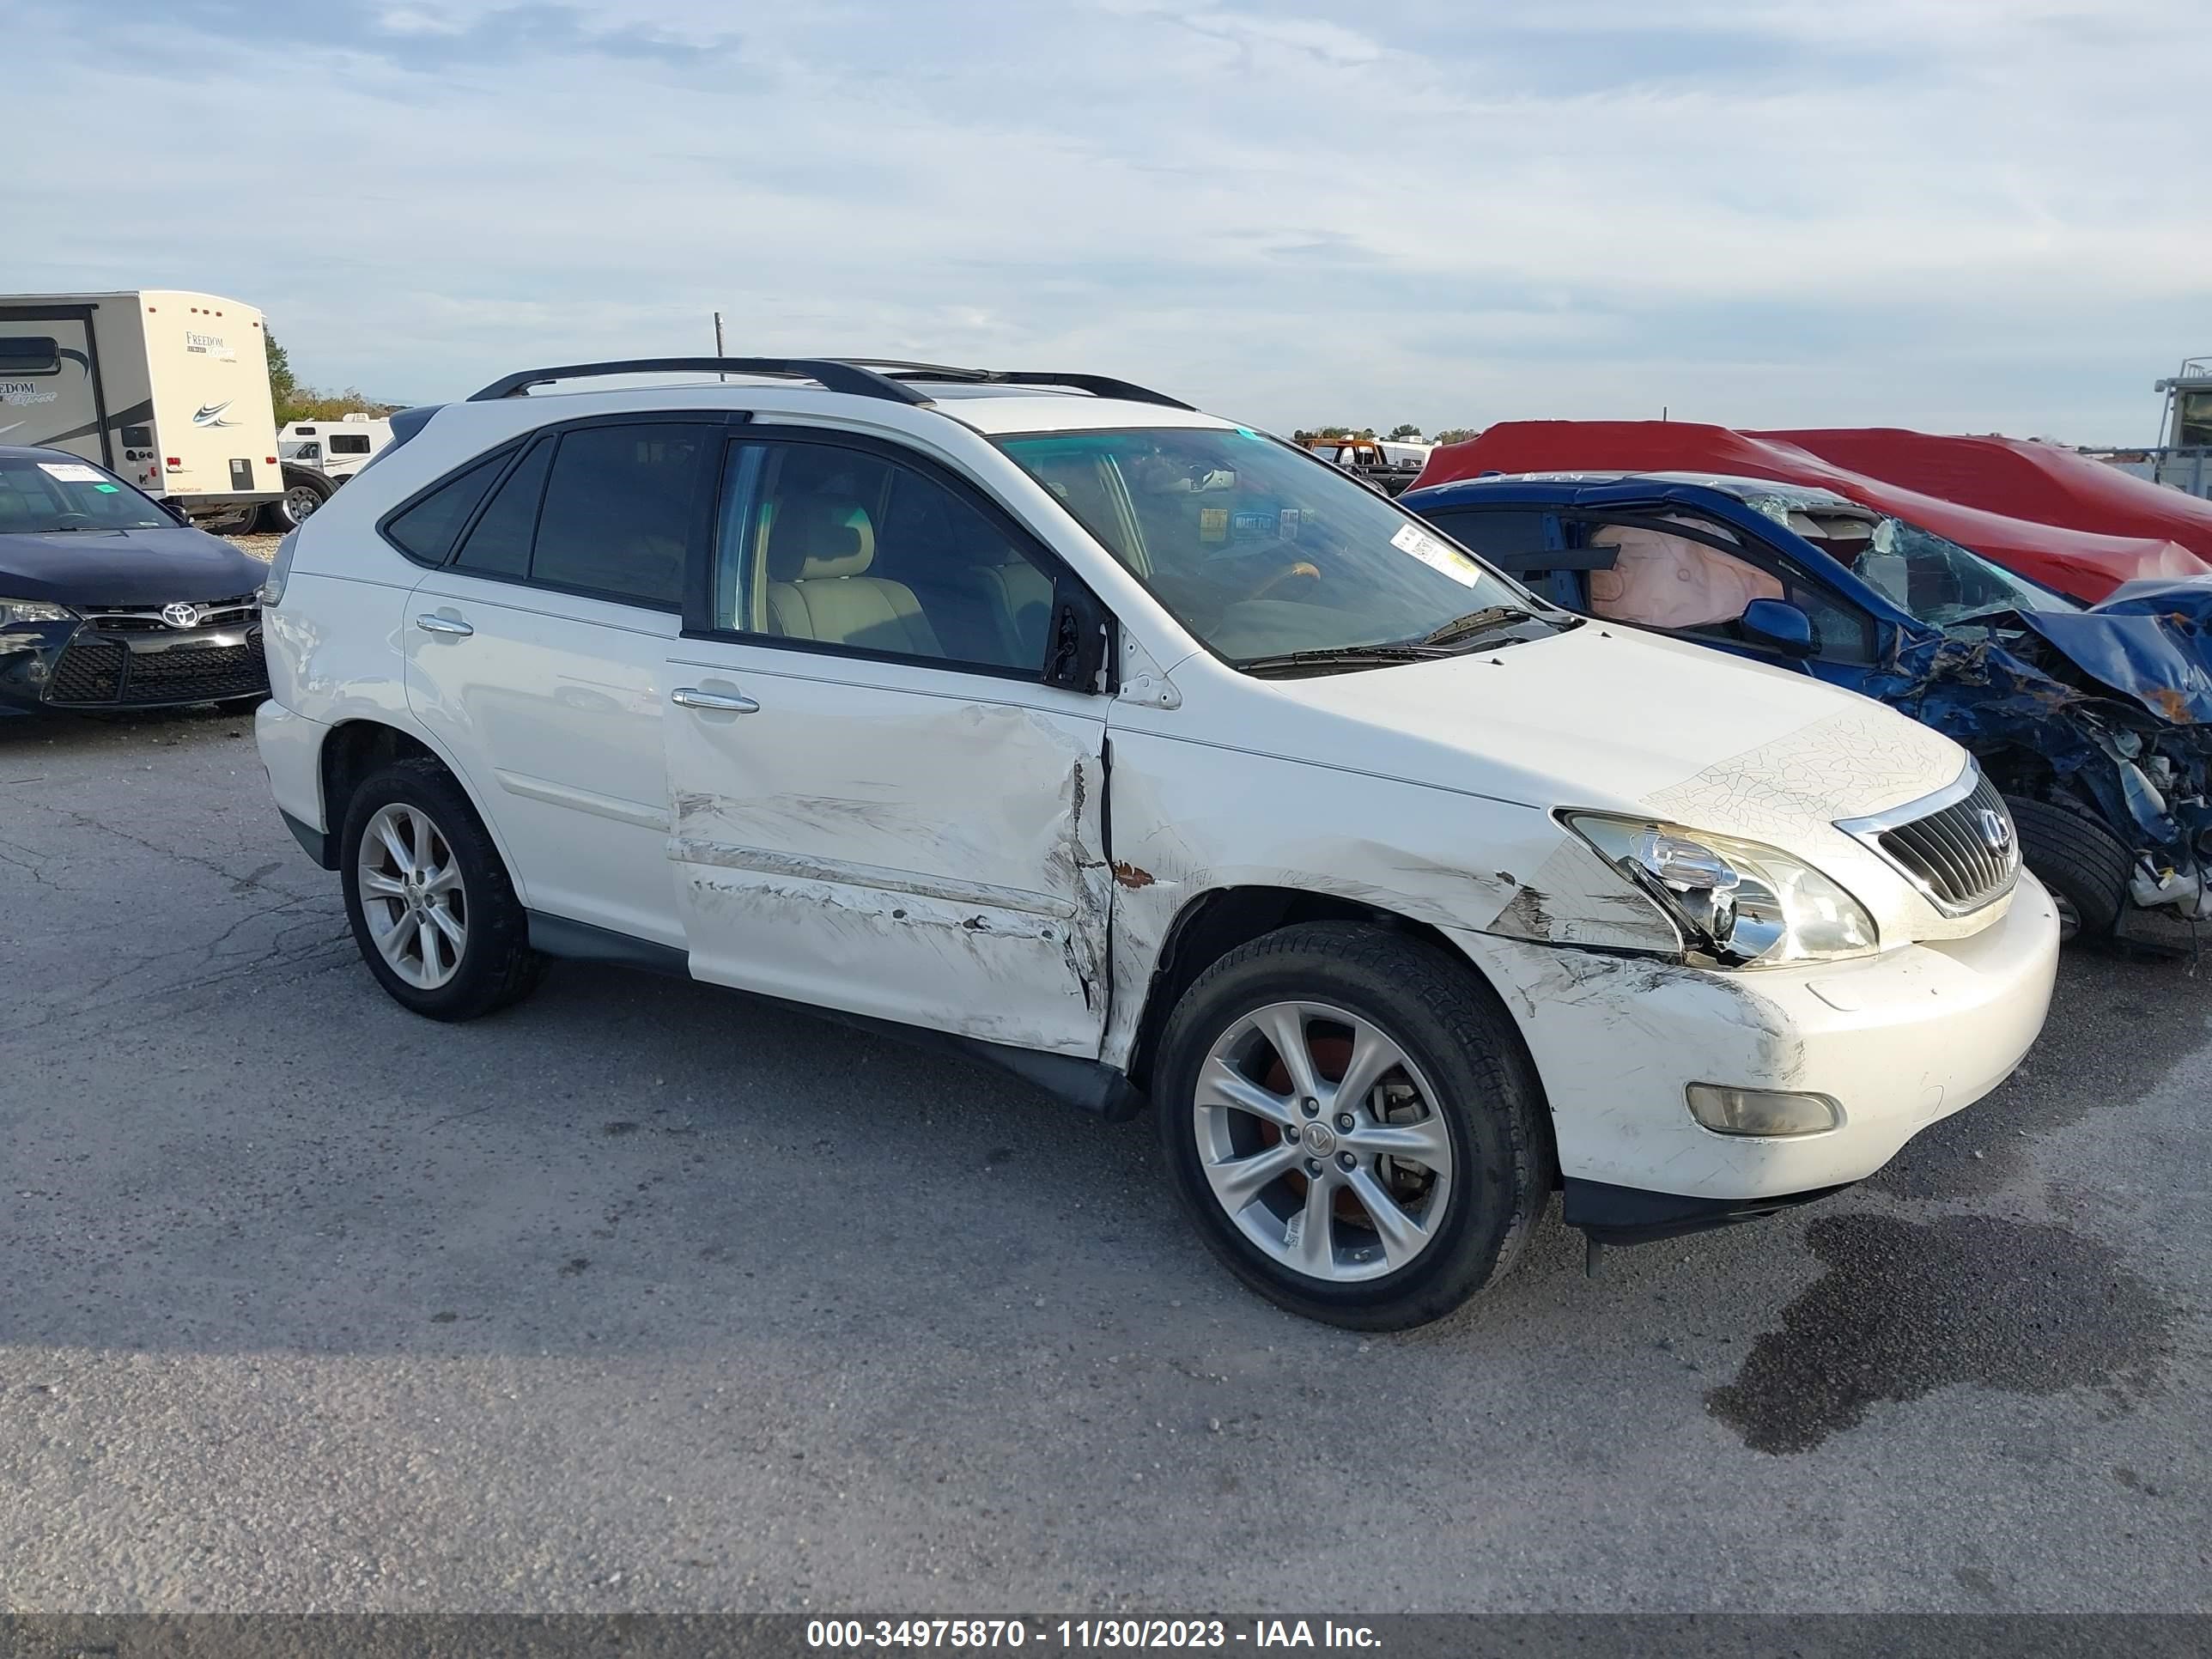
[1741,597,1817,657]
[1043,578,1115,694]
[163,498,192,526]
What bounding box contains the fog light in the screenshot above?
[1686,1085,1841,1137]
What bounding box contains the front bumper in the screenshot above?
[2,612,269,711]
[1453,872,2061,1206]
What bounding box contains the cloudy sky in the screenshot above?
[12,0,2201,441]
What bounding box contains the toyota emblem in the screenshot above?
[1977,806,2014,858]
[161,602,203,629]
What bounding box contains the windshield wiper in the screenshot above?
[1419,605,1540,646]
[1237,642,1458,678]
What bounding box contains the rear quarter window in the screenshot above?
[381,447,513,563]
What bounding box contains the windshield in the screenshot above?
[1000,428,1548,669]
[1746,495,2077,626]
[0,456,173,534]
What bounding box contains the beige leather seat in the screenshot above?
[764,495,944,658]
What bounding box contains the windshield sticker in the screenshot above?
[38,461,107,483]
[1231,509,1275,539]
[1199,507,1228,544]
[1279,507,1302,542]
[1391,521,1480,587]
[94,483,120,493]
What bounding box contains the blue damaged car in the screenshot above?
[1403,471,2212,944]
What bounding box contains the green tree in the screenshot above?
[1388,423,1422,441]
[265,331,299,415]
[1431,427,1481,446]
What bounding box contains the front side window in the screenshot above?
[1571,513,1878,664]
[0,455,173,533]
[714,438,1058,672]
[999,428,1548,671]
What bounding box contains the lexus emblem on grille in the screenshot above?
[1978,806,2014,858]
[161,603,203,629]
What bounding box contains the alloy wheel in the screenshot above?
[356,802,468,989]
[1193,1000,1455,1283]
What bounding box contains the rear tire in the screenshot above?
[1154,921,1553,1330]
[339,758,544,1020]
[2003,793,2131,942]
[262,474,332,532]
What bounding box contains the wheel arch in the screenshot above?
[1122,884,1552,1151]
[314,717,525,896]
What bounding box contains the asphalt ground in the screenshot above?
[1,703,2206,1613]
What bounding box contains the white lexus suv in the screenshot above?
[256,357,2060,1328]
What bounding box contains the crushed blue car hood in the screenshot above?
[2007,579,2212,725]
[1863,580,2212,882]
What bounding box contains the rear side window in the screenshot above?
[528,424,708,608]
[328,433,374,456]
[452,437,552,577]
[384,448,510,563]
[0,336,60,375]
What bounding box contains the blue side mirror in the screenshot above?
[1741,597,1817,657]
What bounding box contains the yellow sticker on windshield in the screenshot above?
[1199,507,1228,544]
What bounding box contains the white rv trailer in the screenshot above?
[0,289,282,522]
[279,413,393,479]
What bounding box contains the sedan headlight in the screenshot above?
[1563,813,1879,968]
[0,598,76,625]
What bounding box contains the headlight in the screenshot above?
[0,598,76,625]
[1562,813,1879,968]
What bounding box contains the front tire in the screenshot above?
[2003,794,2130,942]
[1154,921,1553,1329]
[339,758,544,1020]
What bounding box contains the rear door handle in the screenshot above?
[415,613,473,637]
[671,687,759,714]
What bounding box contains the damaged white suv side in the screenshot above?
[256,358,2061,1328]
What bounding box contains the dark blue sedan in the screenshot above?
[0,445,270,714]
[1403,471,2212,944]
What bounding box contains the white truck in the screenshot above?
[0,289,283,528]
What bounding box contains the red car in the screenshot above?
[1417,422,2212,603]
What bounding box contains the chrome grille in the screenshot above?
[1847,770,2020,915]
[78,592,260,633]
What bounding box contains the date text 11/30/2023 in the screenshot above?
[805,1618,1382,1650]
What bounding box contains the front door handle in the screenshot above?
[415,613,473,637]
[671,687,760,714]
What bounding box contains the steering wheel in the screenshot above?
[1243,559,1323,603]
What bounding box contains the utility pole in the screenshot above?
[713,312,726,380]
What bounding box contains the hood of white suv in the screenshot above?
[1261,621,1964,823]
[1243,620,1984,944]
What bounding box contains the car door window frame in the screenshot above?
[682,422,1112,689]
[1558,507,1880,665]
[379,410,739,609]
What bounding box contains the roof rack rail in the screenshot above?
[465,357,935,405]
[836,360,1196,411]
